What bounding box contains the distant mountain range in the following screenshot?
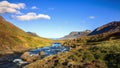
[0,16,52,55]
[60,21,120,40]
[59,30,91,40]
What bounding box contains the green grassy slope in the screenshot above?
[0,16,52,55]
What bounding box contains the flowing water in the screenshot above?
[0,42,69,68]
[29,42,69,56]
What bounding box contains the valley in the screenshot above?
[0,16,120,68]
[0,0,120,68]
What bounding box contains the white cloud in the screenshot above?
[16,12,51,21]
[0,1,25,14]
[31,6,38,9]
[89,16,95,19]
[0,7,21,14]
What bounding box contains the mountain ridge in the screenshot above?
[88,21,120,35]
[59,30,91,40]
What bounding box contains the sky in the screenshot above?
[0,0,120,38]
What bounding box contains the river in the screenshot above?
[0,42,69,68]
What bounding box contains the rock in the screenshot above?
[21,52,40,62]
[13,59,28,66]
[39,51,45,58]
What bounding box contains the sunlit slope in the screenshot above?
[0,16,52,55]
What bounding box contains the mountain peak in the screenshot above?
[89,21,120,35]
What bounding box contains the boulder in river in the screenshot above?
[39,51,45,58]
[20,52,40,62]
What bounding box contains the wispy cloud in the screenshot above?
[16,12,51,21]
[31,6,38,9]
[0,1,25,14]
[89,16,95,19]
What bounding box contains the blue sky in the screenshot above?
[0,0,120,38]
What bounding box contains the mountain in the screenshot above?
[89,21,120,35]
[0,16,52,55]
[27,32,38,36]
[60,30,91,40]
